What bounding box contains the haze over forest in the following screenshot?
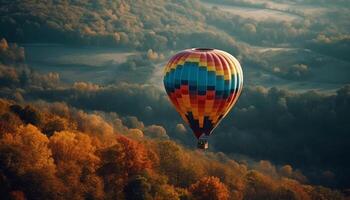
[0,0,350,199]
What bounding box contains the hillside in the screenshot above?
[0,37,348,200]
[1,0,350,196]
[0,98,345,200]
[0,0,240,52]
[2,0,349,49]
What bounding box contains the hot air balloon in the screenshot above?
[163,48,243,149]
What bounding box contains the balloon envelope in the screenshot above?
[163,48,243,139]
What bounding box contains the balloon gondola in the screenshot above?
[163,48,243,149]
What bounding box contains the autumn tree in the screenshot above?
[279,178,311,200]
[206,161,245,200]
[0,124,63,199]
[156,141,204,187]
[189,176,230,200]
[0,124,55,174]
[243,171,277,200]
[98,136,153,199]
[0,99,346,200]
[49,131,104,200]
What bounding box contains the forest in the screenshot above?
[1,0,349,56]
[0,37,348,200]
[1,0,350,199]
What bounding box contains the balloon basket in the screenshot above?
[197,138,209,150]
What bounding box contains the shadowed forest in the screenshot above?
[0,0,350,199]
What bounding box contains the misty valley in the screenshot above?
[0,0,349,199]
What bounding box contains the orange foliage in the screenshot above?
[279,178,311,200]
[49,131,104,199]
[206,161,245,199]
[189,176,230,200]
[116,136,153,174]
[0,124,56,174]
[0,99,345,200]
[98,135,154,199]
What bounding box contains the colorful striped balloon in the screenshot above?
[163,48,243,148]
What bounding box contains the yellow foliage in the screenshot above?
[0,99,344,199]
[0,124,56,174]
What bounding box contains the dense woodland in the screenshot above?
[0,0,350,199]
[1,0,349,56]
[0,99,346,200]
[0,0,239,53]
[0,38,348,200]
